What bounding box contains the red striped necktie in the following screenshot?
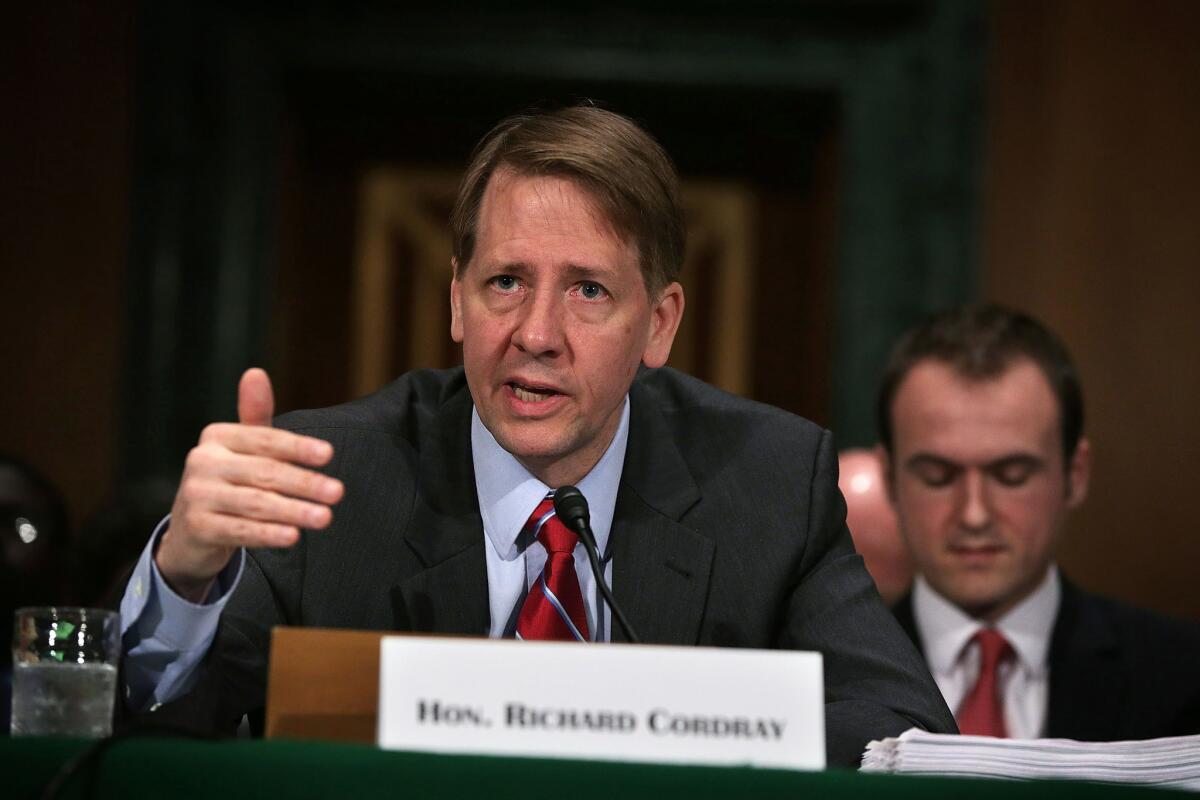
[515,494,590,642]
[956,628,1014,737]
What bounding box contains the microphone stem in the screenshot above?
[578,522,641,645]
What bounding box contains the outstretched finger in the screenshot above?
[198,482,333,530]
[187,509,301,549]
[217,454,344,504]
[199,423,333,466]
[238,368,275,427]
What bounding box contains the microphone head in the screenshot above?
[552,485,590,531]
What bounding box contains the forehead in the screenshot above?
[890,358,1062,461]
[474,170,632,262]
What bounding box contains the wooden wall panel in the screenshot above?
[982,0,1200,619]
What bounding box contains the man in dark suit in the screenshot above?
[878,304,1200,740]
[120,105,954,766]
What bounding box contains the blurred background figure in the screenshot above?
[1,454,71,733]
[880,304,1200,741]
[838,449,912,606]
[72,478,177,610]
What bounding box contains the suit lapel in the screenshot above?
[393,383,490,636]
[609,380,713,645]
[892,593,922,650]
[1046,578,1126,740]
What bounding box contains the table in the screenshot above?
[3,736,1181,800]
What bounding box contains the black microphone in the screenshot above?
[553,485,641,644]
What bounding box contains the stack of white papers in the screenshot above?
[861,728,1200,791]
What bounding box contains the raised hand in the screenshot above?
[155,368,344,601]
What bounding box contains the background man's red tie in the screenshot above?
[516,495,589,641]
[956,627,1014,737]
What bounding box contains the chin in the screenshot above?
[493,429,571,464]
[952,587,1014,619]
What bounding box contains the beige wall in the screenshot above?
[982,0,1200,619]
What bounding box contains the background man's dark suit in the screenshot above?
[145,366,954,766]
[893,580,1200,740]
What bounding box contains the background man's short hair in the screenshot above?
[876,303,1085,461]
[450,104,685,296]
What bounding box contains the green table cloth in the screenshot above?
[3,736,1185,800]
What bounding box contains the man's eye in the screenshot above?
[991,461,1037,487]
[490,275,519,292]
[578,282,607,300]
[913,464,957,488]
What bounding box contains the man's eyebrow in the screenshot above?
[904,453,959,470]
[478,260,532,275]
[984,453,1045,470]
[903,452,1046,471]
[561,263,616,282]
[473,261,615,282]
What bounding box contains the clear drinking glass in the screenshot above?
[10,607,121,737]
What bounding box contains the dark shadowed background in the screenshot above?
[2,0,1197,619]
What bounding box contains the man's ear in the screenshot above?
[1066,436,1091,509]
[875,443,899,507]
[450,259,465,344]
[641,281,685,368]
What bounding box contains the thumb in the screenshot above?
[238,367,275,426]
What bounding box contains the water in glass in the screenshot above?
[10,661,118,737]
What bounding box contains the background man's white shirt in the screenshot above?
[912,567,1060,739]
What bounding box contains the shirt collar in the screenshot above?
[913,566,1060,676]
[471,397,630,561]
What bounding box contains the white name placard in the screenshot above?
[377,637,824,770]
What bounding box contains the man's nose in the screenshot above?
[511,290,565,357]
[959,469,992,530]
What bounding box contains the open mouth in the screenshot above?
[509,381,561,403]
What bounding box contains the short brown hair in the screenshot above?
[877,304,1085,462]
[450,104,685,296]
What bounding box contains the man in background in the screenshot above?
[879,304,1200,740]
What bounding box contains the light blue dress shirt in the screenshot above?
[119,397,629,711]
[473,402,624,640]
